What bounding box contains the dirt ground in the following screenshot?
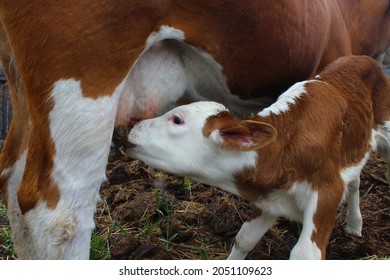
[0,148,389,260]
[93,149,390,260]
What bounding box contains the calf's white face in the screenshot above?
[127,101,276,188]
[127,102,226,182]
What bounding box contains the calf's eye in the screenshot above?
[170,115,185,125]
[173,116,184,125]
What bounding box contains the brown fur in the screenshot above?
[0,24,30,206]
[203,111,277,151]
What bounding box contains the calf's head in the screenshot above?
[127,101,277,186]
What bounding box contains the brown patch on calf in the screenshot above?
[246,207,263,223]
[203,111,277,151]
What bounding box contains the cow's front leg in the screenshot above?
[18,78,123,259]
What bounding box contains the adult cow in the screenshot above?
[0,0,389,259]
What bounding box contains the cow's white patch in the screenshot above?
[23,78,123,259]
[258,80,315,117]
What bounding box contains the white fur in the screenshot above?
[375,121,390,182]
[1,150,38,259]
[146,25,185,49]
[344,177,363,236]
[340,153,370,236]
[228,211,277,260]
[289,182,321,259]
[128,101,258,193]
[252,182,321,259]
[23,78,123,259]
[258,80,315,117]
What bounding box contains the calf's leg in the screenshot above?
[345,178,363,236]
[290,180,343,259]
[227,208,276,260]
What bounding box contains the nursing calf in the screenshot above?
[127,55,390,259]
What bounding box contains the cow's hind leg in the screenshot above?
[1,150,37,259]
[0,27,37,258]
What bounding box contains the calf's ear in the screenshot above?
[210,120,277,151]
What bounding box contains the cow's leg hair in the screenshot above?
[1,151,38,259]
[22,78,123,259]
[227,208,277,260]
[0,31,37,258]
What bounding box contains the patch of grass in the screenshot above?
[0,203,6,217]
[90,230,110,260]
[155,190,174,219]
[0,202,16,259]
[155,190,179,250]
[114,222,128,237]
[139,218,161,241]
[182,178,192,189]
[163,228,179,251]
[0,227,16,259]
[197,240,209,260]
